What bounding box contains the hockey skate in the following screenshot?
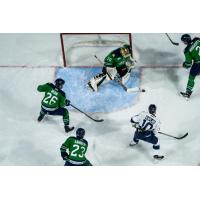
[153,155,164,160]
[37,114,45,122]
[64,125,74,133]
[129,140,138,147]
[180,91,192,100]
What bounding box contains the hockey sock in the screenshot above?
[186,75,195,93]
[63,110,69,126]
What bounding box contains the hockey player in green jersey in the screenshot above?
[60,128,92,166]
[87,44,135,91]
[180,34,200,99]
[37,78,74,133]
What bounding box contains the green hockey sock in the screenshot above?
[186,75,195,93]
[63,111,69,126]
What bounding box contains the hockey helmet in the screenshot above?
[55,78,65,89]
[123,44,131,52]
[120,44,131,57]
[181,34,192,44]
[148,104,157,115]
[76,128,85,139]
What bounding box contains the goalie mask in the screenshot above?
[120,44,131,57]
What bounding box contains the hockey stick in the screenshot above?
[158,131,188,140]
[165,33,179,46]
[94,55,145,93]
[70,104,104,122]
[114,76,145,93]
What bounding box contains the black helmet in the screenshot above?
[55,78,65,89]
[181,34,192,44]
[76,128,85,139]
[148,104,156,115]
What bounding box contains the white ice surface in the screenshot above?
[1,33,200,165]
[1,66,200,166]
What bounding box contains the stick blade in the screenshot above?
[93,118,104,122]
[176,132,188,139]
[172,42,179,46]
[127,87,145,93]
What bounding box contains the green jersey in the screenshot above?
[60,136,88,164]
[183,37,200,68]
[37,83,66,111]
[104,48,132,69]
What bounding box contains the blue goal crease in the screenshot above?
[55,67,141,113]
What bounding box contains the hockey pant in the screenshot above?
[133,129,160,150]
[186,63,200,93]
[39,107,70,126]
[64,159,92,166]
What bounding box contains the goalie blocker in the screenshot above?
[88,44,135,92]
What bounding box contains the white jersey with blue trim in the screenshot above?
[131,111,161,134]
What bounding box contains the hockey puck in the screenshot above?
[141,89,145,92]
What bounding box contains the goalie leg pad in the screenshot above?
[88,73,107,91]
[105,67,118,80]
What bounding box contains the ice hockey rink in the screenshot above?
[0,33,200,166]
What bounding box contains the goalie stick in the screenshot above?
[114,76,145,93]
[94,55,145,93]
[158,131,188,140]
[165,33,179,46]
[70,104,104,122]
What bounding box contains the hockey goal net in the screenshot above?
[60,33,132,67]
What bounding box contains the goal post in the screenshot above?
[60,33,132,67]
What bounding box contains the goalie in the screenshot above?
[87,44,135,92]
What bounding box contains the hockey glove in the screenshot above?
[130,118,139,129]
[65,99,71,106]
[183,62,192,69]
[61,152,69,160]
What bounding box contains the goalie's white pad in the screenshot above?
[88,73,107,92]
[105,67,118,80]
[88,77,98,91]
